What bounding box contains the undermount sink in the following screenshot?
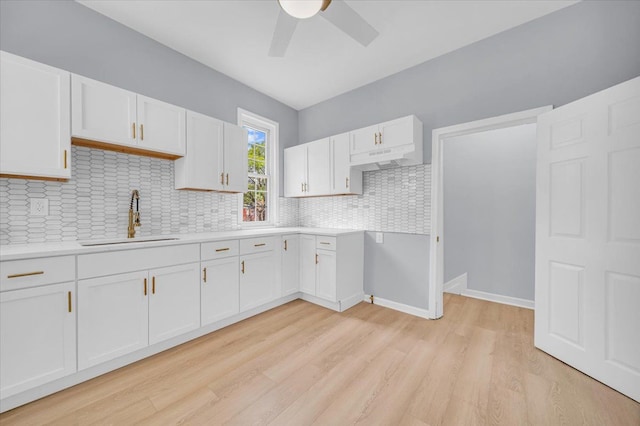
[78,236,179,246]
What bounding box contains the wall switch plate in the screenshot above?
[376,232,384,243]
[30,198,49,216]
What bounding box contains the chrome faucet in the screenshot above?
[127,189,141,238]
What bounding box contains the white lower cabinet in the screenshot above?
[281,235,300,296]
[0,282,76,399]
[299,234,317,295]
[240,251,276,312]
[315,249,337,301]
[78,262,200,369]
[201,256,240,326]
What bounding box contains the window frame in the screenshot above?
[237,108,279,227]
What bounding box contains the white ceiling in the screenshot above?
[78,0,578,110]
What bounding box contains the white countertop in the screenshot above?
[0,227,364,261]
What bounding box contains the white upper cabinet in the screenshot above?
[284,144,307,197]
[72,75,137,147]
[71,74,186,158]
[220,122,248,193]
[283,138,331,197]
[331,132,362,195]
[175,111,223,190]
[0,51,71,180]
[349,123,379,155]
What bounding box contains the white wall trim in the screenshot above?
[428,105,552,319]
[461,288,534,310]
[444,273,467,295]
[363,294,431,319]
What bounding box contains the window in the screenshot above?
[238,108,279,226]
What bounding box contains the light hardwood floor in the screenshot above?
[1,294,639,425]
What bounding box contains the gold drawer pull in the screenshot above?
[133,122,136,139]
[140,124,144,141]
[7,271,44,279]
[320,242,331,245]
[215,248,230,252]
[144,278,147,296]
[64,150,68,169]
[203,267,207,283]
[68,291,72,313]
[152,276,155,294]
[284,240,288,251]
[241,261,245,274]
[315,254,319,264]
[254,243,266,247]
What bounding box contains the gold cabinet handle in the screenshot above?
[203,267,207,283]
[241,260,245,274]
[301,182,304,192]
[320,242,330,245]
[7,271,44,279]
[346,177,349,188]
[152,276,155,294]
[221,173,225,185]
[140,124,144,141]
[284,240,288,251]
[215,247,230,252]
[315,254,319,264]
[132,122,136,139]
[374,133,378,145]
[378,132,382,144]
[64,150,68,169]
[226,173,229,186]
[254,243,266,247]
[144,278,147,296]
[68,291,72,313]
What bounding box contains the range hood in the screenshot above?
[350,142,423,171]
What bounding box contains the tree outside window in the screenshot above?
[243,127,268,222]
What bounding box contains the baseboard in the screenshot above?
[340,292,365,312]
[363,294,431,319]
[444,273,467,295]
[461,288,534,310]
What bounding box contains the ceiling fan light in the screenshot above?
[278,0,324,19]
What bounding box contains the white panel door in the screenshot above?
[137,94,186,156]
[71,74,137,147]
[306,138,331,196]
[350,124,379,155]
[332,132,350,194]
[316,249,337,302]
[535,76,640,402]
[299,235,317,295]
[0,51,71,179]
[149,263,200,345]
[380,116,413,148]
[78,271,148,370]
[284,144,307,197]
[201,257,240,326]
[0,282,76,399]
[240,251,276,312]
[175,110,222,190]
[281,235,300,296]
[223,122,248,193]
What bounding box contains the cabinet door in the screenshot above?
[201,257,240,326]
[175,111,222,190]
[306,138,331,196]
[316,249,337,302]
[71,74,137,148]
[349,124,378,155]
[240,251,276,312]
[149,263,200,345]
[78,271,148,370]
[379,116,414,148]
[223,122,248,193]
[0,51,71,179]
[0,282,76,399]
[281,235,300,296]
[331,132,362,195]
[299,235,317,295]
[284,145,307,197]
[137,94,186,156]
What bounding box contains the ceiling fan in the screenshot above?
[269,0,379,57]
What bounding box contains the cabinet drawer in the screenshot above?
[201,240,239,261]
[240,236,276,255]
[316,236,337,251]
[1,256,75,292]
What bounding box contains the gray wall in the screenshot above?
[444,124,537,301]
[364,232,430,309]
[0,0,298,193]
[298,1,640,162]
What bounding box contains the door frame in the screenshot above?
[428,106,552,319]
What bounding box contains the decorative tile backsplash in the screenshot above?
[0,147,430,245]
[0,146,240,245]
[297,164,431,235]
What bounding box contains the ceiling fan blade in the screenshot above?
[321,0,379,47]
[268,9,299,57]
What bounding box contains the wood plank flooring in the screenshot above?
[2,294,639,425]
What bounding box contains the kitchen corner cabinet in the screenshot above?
[281,235,300,296]
[71,74,186,158]
[284,138,331,197]
[0,51,71,181]
[331,132,362,195]
[0,282,76,399]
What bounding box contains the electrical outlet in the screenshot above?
[30,198,49,216]
[376,232,384,244]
